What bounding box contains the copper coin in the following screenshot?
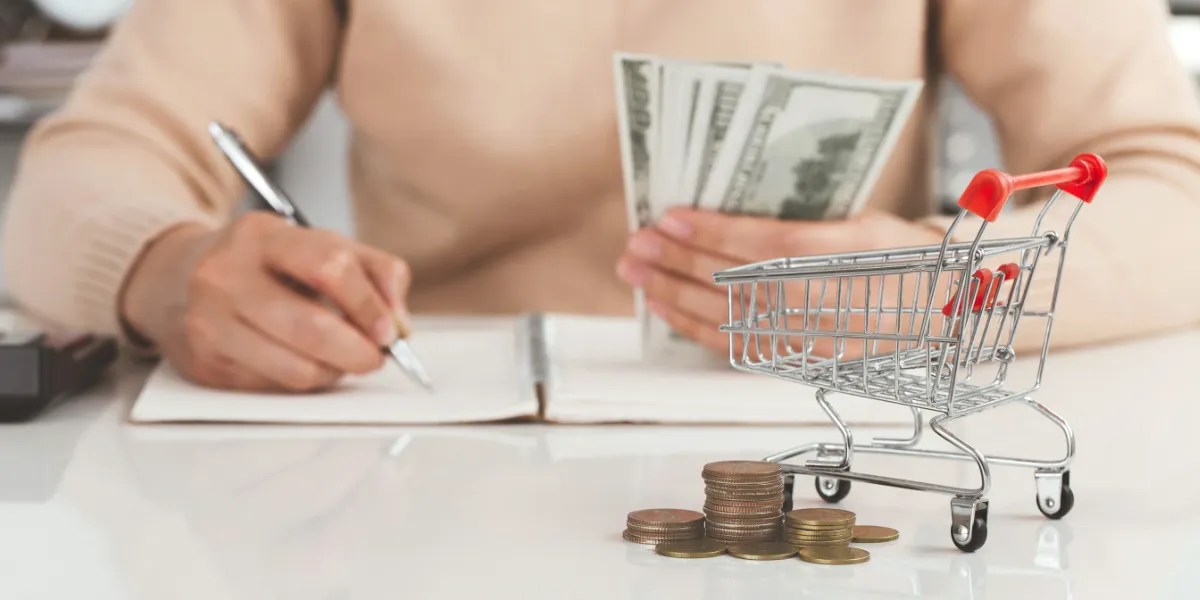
[705,490,784,502]
[706,514,781,524]
[705,483,784,494]
[704,473,783,481]
[705,476,783,485]
[705,505,781,513]
[627,523,705,533]
[627,509,705,528]
[705,516,782,527]
[852,525,899,543]
[705,497,786,508]
[703,461,781,478]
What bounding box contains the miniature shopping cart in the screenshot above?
[712,153,1107,552]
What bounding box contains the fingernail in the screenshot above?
[626,232,660,260]
[658,214,692,239]
[393,307,412,339]
[616,258,649,286]
[646,299,668,316]
[374,317,399,346]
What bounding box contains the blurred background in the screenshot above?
[0,0,1198,304]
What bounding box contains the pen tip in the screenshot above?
[386,341,434,391]
[414,366,435,391]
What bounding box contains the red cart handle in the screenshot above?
[941,263,1021,317]
[957,153,1107,222]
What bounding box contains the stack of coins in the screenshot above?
[702,461,785,544]
[623,509,706,545]
[784,508,856,549]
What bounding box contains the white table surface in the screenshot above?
[1,325,1199,600]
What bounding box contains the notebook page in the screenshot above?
[129,316,538,425]
[541,315,911,425]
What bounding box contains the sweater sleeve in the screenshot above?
[1,0,339,338]
[924,0,1200,352]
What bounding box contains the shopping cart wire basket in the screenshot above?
[713,153,1107,552]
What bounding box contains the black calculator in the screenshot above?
[0,330,118,423]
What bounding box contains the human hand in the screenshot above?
[121,212,411,392]
[615,207,948,355]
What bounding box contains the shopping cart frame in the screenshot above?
[714,153,1108,552]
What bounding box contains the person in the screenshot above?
[3,0,1199,393]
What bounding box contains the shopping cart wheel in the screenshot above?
[782,474,795,513]
[814,476,851,503]
[950,498,988,553]
[1035,470,1074,520]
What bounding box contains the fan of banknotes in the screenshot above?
[613,53,924,363]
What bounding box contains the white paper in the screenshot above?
[128,317,538,425]
[541,314,912,426]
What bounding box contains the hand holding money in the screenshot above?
[616,206,945,354]
[613,53,925,363]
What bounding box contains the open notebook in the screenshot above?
[129,314,910,426]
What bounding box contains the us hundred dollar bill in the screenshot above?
[699,67,923,220]
[613,53,659,233]
[616,54,703,363]
[614,55,729,365]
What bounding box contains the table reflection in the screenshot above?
[622,521,1073,599]
[23,414,1086,600]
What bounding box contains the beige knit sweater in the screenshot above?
[3,0,1200,352]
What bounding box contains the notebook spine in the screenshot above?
[526,312,550,385]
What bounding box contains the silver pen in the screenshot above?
[207,121,433,390]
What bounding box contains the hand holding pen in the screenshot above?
[117,123,432,393]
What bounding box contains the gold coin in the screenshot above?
[787,537,854,547]
[786,508,856,527]
[852,525,899,543]
[785,519,855,529]
[709,531,780,542]
[798,546,870,565]
[623,530,703,545]
[627,509,705,528]
[787,530,854,540]
[788,539,852,547]
[625,529,705,540]
[787,531,852,540]
[655,538,728,558]
[727,541,798,561]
